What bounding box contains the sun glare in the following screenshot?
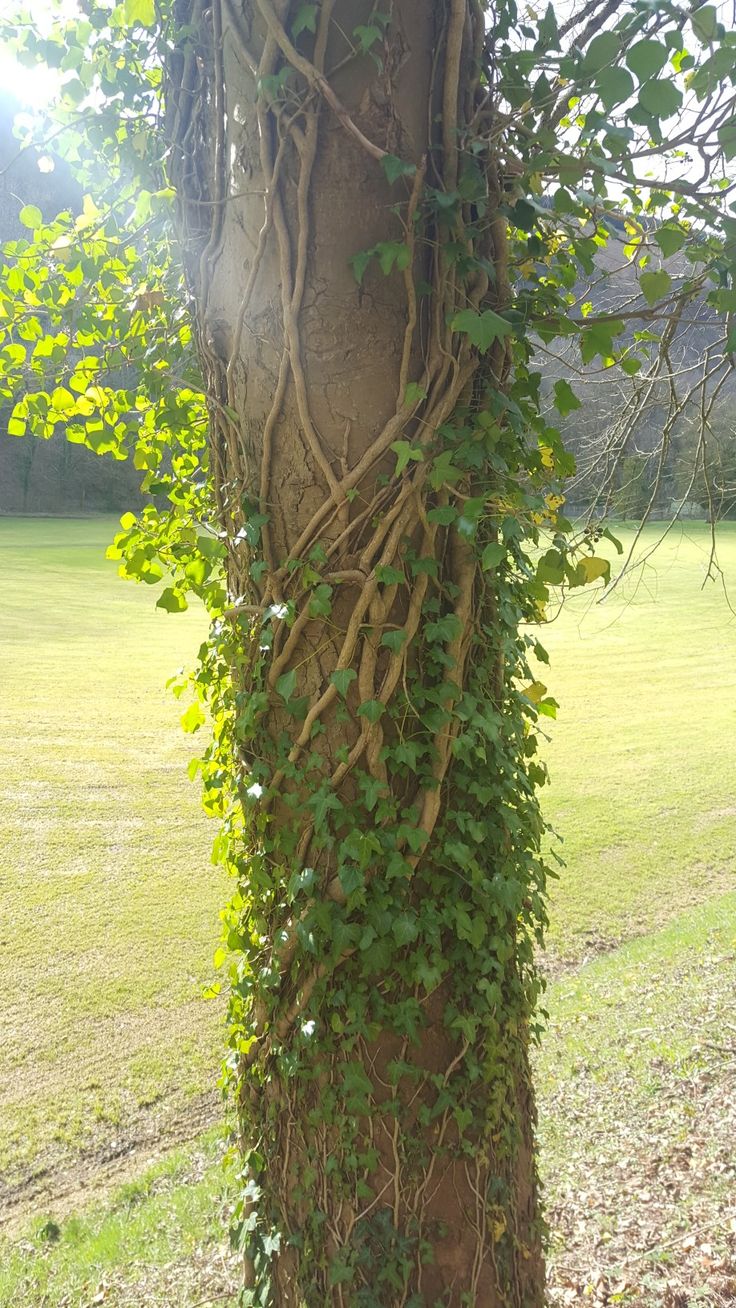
[0,46,62,109]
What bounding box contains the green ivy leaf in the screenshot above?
[354,23,382,53]
[292,3,317,36]
[276,669,297,701]
[451,308,512,353]
[308,583,333,618]
[357,699,384,723]
[392,914,418,946]
[640,268,672,306]
[381,154,416,185]
[349,248,375,284]
[376,241,410,275]
[381,629,407,654]
[391,440,424,475]
[375,565,405,584]
[330,668,357,697]
[403,381,427,407]
[427,505,458,526]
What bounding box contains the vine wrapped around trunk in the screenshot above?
[167,1,551,1301]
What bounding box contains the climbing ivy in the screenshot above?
[2,0,736,1301]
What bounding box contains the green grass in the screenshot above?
[0,1129,238,1308]
[0,517,225,1180]
[2,516,735,1304]
[538,521,736,956]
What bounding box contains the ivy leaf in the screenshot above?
[691,4,718,42]
[640,268,672,306]
[553,379,582,417]
[308,583,333,618]
[626,39,669,81]
[391,440,424,475]
[19,204,43,230]
[357,699,384,723]
[376,241,410,275]
[392,914,418,946]
[330,667,357,697]
[381,154,416,185]
[124,0,155,28]
[638,79,681,118]
[481,542,505,571]
[451,308,512,353]
[349,247,375,284]
[381,629,407,654]
[427,505,458,526]
[354,23,382,52]
[276,669,297,701]
[339,864,364,898]
[403,381,427,407]
[156,586,188,613]
[292,3,317,36]
[375,565,405,584]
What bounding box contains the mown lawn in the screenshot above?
[540,521,736,956]
[0,518,225,1187]
[1,517,734,1306]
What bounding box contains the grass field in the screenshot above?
[1,517,735,1306]
[0,518,225,1192]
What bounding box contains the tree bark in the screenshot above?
[167,1,546,1302]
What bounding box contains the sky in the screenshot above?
[0,0,76,108]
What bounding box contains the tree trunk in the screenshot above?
[167,1,546,1302]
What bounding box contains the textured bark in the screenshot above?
[167,2,544,1303]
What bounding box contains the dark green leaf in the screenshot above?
[481,542,505,570]
[627,39,668,81]
[638,79,681,117]
[692,4,718,42]
[553,379,582,417]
